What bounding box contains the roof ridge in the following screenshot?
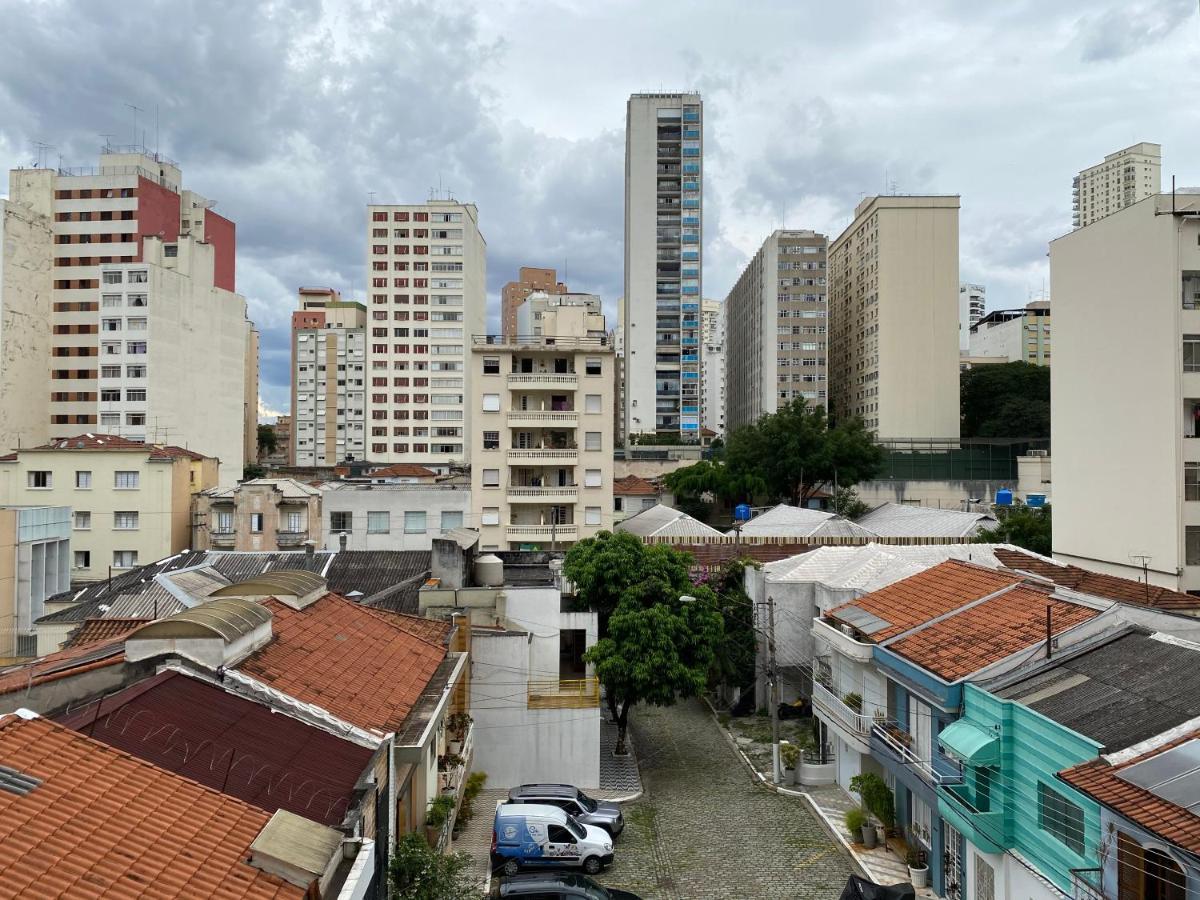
[328,592,449,650]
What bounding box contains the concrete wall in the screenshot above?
[319,484,470,551]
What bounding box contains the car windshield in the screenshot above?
[565,815,586,840]
[576,791,598,812]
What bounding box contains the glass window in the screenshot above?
[974,855,995,900]
[584,469,601,487]
[1038,782,1085,855]
[482,393,500,411]
[585,394,602,413]
[585,431,602,451]
[482,507,500,526]
[114,471,139,489]
[482,357,500,374]
[367,511,390,533]
[75,471,91,489]
[27,471,52,488]
[441,510,463,530]
[483,431,500,450]
[112,550,138,568]
[585,506,601,526]
[330,511,353,532]
[73,550,91,569]
[113,511,139,530]
[404,510,427,533]
[286,511,303,533]
[585,357,602,376]
[216,511,234,532]
[1187,463,1200,502]
[1188,527,1200,566]
[73,511,91,530]
[482,469,500,487]
[249,513,263,533]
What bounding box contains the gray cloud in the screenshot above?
[1074,0,1194,62]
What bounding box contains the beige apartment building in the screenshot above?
[194,478,322,552]
[470,304,615,550]
[968,300,1051,365]
[1051,192,1200,592]
[4,149,256,487]
[290,287,367,466]
[701,298,725,436]
[365,200,486,470]
[725,230,828,432]
[502,266,567,339]
[516,291,601,336]
[1072,142,1161,229]
[0,506,71,661]
[0,434,217,582]
[828,195,961,440]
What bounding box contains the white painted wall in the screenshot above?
[319,483,470,551]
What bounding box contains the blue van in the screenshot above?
[491,803,614,876]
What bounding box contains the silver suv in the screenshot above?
[507,784,624,836]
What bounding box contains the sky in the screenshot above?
[2,0,1199,419]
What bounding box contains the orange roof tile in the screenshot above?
[236,593,447,734]
[0,637,126,697]
[7,433,213,461]
[372,610,452,644]
[995,548,1200,612]
[1061,728,1200,855]
[65,617,149,649]
[614,474,660,496]
[0,714,304,899]
[826,559,1023,642]
[369,463,436,478]
[886,585,1099,680]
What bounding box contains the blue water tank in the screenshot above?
[1027,493,1046,508]
[734,503,752,522]
[995,488,1013,507]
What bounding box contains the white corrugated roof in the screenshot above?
[730,504,877,539]
[856,502,997,538]
[616,504,724,538]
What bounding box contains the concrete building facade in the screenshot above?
[725,230,828,432]
[958,282,985,352]
[290,287,367,467]
[624,92,703,441]
[470,308,615,550]
[702,298,726,437]
[515,291,601,337]
[828,195,961,440]
[0,505,70,661]
[194,478,322,552]
[1051,192,1200,592]
[318,482,470,551]
[365,200,485,470]
[968,301,1051,365]
[501,266,567,339]
[1072,142,1161,229]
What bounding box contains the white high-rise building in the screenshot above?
[702,299,725,437]
[1072,142,1161,229]
[958,283,985,352]
[623,92,703,442]
[364,200,485,471]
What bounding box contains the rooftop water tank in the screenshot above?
[734,503,752,522]
[474,554,504,587]
[1026,493,1046,508]
[995,488,1013,507]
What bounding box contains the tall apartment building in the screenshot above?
[1051,192,1200,591]
[1072,142,1161,229]
[701,298,725,436]
[624,92,703,441]
[968,301,1051,365]
[614,296,626,446]
[0,505,71,661]
[959,282,985,352]
[516,291,601,336]
[501,266,567,338]
[828,196,960,440]
[470,305,614,551]
[290,287,366,466]
[725,230,828,432]
[365,200,485,471]
[4,148,256,486]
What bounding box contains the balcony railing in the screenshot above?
[872,721,963,785]
[506,411,578,426]
[507,448,578,461]
[507,373,578,388]
[507,524,579,540]
[528,677,600,710]
[507,486,578,502]
[275,530,308,547]
[811,681,875,738]
[209,530,236,546]
[1070,868,1106,900]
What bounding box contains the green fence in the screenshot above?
[878,439,1049,482]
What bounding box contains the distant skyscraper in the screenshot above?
[701,299,725,437]
[1072,142,1161,229]
[623,92,703,441]
[959,283,985,352]
[501,266,567,339]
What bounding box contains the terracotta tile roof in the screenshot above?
[368,463,436,478]
[1061,728,1200,855]
[826,559,1023,642]
[64,617,149,648]
[995,548,1200,612]
[676,542,816,570]
[885,585,1100,680]
[236,592,447,734]
[0,713,304,898]
[0,637,126,697]
[614,474,659,496]
[371,609,452,644]
[7,433,214,461]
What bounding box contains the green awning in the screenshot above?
[939,719,999,765]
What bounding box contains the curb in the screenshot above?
[701,695,872,881]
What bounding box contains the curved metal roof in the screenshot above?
[209,569,327,599]
[128,597,272,642]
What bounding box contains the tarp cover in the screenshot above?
[838,875,916,900]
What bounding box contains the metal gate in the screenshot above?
[943,821,964,900]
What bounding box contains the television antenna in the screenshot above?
[31,141,53,169]
[125,103,144,146]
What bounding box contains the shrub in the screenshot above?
[843,692,863,712]
[389,832,477,899]
[425,795,455,829]
[780,743,800,770]
[850,772,894,829]
[845,807,867,834]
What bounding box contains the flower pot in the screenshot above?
[425,825,440,847]
[788,767,800,787]
[449,740,463,756]
[908,865,929,889]
[860,825,877,849]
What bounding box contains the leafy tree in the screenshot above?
[697,558,759,691]
[831,486,870,519]
[256,423,278,456]
[241,464,266,481]
[961,362,1050,438]
[563,531,695,620]
[974,504,1052,556]
[388,832,478,900]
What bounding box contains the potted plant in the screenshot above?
[845,807,870,847]
[424,795,454,846]
[906,848,929,888]
[843,692,863,713]
[447,712,472,755]
[780,742,800,786]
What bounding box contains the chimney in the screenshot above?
[338,531,348,552]
[304,540,315,558]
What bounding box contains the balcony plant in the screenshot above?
[780,742,800,786]
[850,772,895,839]
[905,848,929,888]
[843,691,863,713]
[424,795,455,847]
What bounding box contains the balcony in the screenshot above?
[507,448,578,462]
[209,530,236,547]
[276,530,308,547]
[507,372,577,389]
[507,410,578,427]
[1069,868,1106,900]
[507,486,578,503]
[506,523,579,541]
[811,681,874,753]
[527,677,600,710]
[871,720,963,786]
[812,617,874,662]
[938,783,1007,855]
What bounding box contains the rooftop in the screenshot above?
[205,478,321,500]
[855,502,997,539]
[613,474,660,496]
[616,504,724,539]
[64,617,149,649]
[0,433,212,461]
[732,504,875,540]
[0,713,307,898]
[364,463,437,479]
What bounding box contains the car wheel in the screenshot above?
[503,859,519,876]
[583,856,602,875]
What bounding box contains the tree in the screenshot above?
[563,531,695,620]
[831,486,869,519]
[388,832,478,900]
[256,423,278,457]
[961,362,1050,438]
[696,558,759,691]
[974,504,1052,556]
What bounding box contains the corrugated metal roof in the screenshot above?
[616,504,724,538]
[733,504,876,539]
[857,503,997,538]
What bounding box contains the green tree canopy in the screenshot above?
[961,362,1050,438]
[388,832,477,900]
[563,530,696,618]
[974,504,1052,556]
[256,423,278,456]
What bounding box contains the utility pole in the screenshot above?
[767,594,781,785]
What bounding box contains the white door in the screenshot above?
[909,698,932,768]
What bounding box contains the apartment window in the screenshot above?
[482,393,500,412]
[286,511,302,533]
[73,511,91,530]
[125,389,146,402]
[1038,782,1085,855]
[126,341,147,354]
[441,510,463,531]
[102,318,121,331]
[585,506,602,526]
[482,468,500,487]
[102,294,122,308]
[27,471,51,489]
[330,511,353,532]
[73,550,91,569]
[585,431,602,451]
[483,431,500,450]
[974,855,995,900]
[100,365,121,378]
[367,511,390,533]
[481,507,500,526]
[1185,335,1200,372]
[215,511,234,533]
[1188,527,1200,566]
[126,413,145,426]
[585,357,602,376]
[585,394,602,414]
[483,357,500,375]
[404,511,427,534]
[75,470,91,489]
[113,511,139,530]
[114,471,139,489]
[585,469,602,487]
[102,272,122,285]
[100,388,121,402]
[112,550,138,569]
[125,365,146,378]
[127,270,147,283]
[1188,463,1200,502]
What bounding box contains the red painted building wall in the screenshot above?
[135,176,181,257]
[205,209,237,292]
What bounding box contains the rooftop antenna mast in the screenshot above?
[32,141,53,169]
[125,103,143,148]
[100,134,114,153]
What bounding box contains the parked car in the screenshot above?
[490,872,644,899]
[507,783,624,836]
[492,803,614,876]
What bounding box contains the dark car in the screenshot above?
[507,783,624,836]
[490,872,643,899]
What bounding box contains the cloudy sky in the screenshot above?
[2,0,1198,418]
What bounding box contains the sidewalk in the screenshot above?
[598,716,644,799]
